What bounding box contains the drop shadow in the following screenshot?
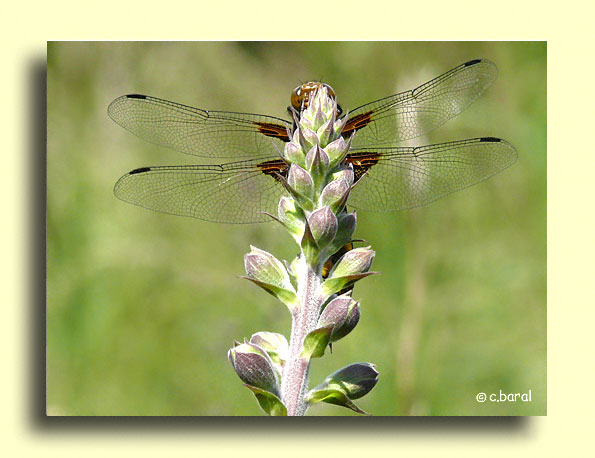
[32,50,532,437]
[28,53,47,429]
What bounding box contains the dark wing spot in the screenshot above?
[342,111,373,137]
[129,166,152,175]
[464,58,482,67]
[480,137,501,143]
[254,122,290,142]
[345,152,381,183]
[126,94,147,99]
[257,158,289,183]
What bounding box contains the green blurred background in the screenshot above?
[47,42,546,416]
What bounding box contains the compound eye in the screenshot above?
[290,82,336,111]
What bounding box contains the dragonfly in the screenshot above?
[108,58,517,224]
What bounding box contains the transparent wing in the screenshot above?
[108,94,291,160]
[348,137,517,211]
[344,59,498,147]
[113,158,286,223]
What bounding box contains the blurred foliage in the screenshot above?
[47,42,546,416]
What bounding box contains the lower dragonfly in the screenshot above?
[108,59,517,224]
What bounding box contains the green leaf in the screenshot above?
[241,277,298,312]
[300,324,334,359]
[320,271,378,298]
[305,388,369,415]
[243,384,287,416]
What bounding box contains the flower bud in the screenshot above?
[316,117,336,147]
[318,294,360,342]
[308,206,338,249]
[327,212,357,255]
[331,164,355,185]
[228,342,281,395]
[311,104,326,131]
[295,125,318,151]
[327,246,375,279]
[249,331,289,370]
[244,246,293,290]
[321,363,379,400]
[287,164,314,200]
[284,141,305,166]
[305,145,330,184]
[324,136,350,166]
[320,169,353,212]
[333,114,349,138]
[277,196,305,240]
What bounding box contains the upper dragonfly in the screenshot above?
[108,58,517,223]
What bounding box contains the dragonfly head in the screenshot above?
[290,81,338,111]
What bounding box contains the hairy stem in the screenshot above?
[281,255,323,416]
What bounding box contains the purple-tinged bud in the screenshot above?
[244,246,293,291]
[305,145,330,183]
[296,125,318,151]
[333,113,349,137]
[331,166,355,187]
[327,246,375,279]
[249,331,289,370]
[322,363,379,400]
[318,294,360,342]
[324,136,350,166]
[316,117,336,147]
[327,212,357,255]
[311,103,326,131]
[320,170,353,212]
[287,164,314,200]
[284,141,305,166]
[308,206,338,249]
[228,342,280,395]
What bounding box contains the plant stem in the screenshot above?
[281,254,323,416]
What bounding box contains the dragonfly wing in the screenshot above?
[113,158,287,223]
[108,94,291,160]
[344,59,498,147]
[348,137,517,211]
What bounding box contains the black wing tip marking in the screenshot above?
[480,136,502,143]
[129,166,152,175]
[464,58,483,67]
[107,94,147,118]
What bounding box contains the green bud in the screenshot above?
[327,246,375,279]
[305,362,379,415]
[287,164,314,202]
[311,104,326,132]
[321,246,376,298]
[316,117,335,147]
[243,246,298,310]
[244,246,293,290]
[323,363,379,400]
[324,136,349,167]
[318,294,360,342]
[305,145,330,185]
[249,331,289,370]
[277,196,305,242]
[284,141,305,166]
[296,125,318,152]
[327,212,357,255]
[320,168,353,212]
